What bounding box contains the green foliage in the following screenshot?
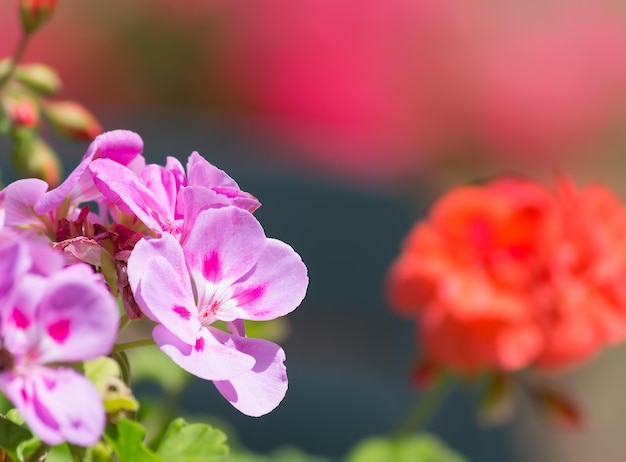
[345,435,468,462]
[105,417,229,462]
[228,446,331,462]
[105,418,161,462]
[155,418,229,461]
[0,413,34,462]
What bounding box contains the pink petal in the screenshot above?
[0,367,106,446]
[153,325,255,381]
[187,152,240,190]
[139,165,178,220]
[35,130,143,214]
[165,156,187,190]
[0,238,30,306]
[53,237,103,266]
[213,336,288,417]
[230,238,308,321]
[3,179,50,237]
[132,255,200,343]
[34,265,118,364]
[2,274,47,357]
[183,207,266,286]
[89,159,171,234]
[186,152,261,212]
[128,234,193,322]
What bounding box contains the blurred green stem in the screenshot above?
[113,338,155,353]
[0,31,31,91]
[393,372,455,438]
[118,313,130,333]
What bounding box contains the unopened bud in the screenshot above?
[409,358,440,389]
[15,63,61,95]
[20,0,58,34]
[535,387,583,430]
[3,96,39,128]
[12,135,61,187]
[42,100,102,141]
[478,373,515,426]
[0,59,11,83]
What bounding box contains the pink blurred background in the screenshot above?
[3,0,626,189]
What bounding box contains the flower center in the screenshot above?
[0,348,15,372]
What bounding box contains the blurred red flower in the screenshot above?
[387,176,626,373]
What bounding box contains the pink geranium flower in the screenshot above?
[88,151,260,239]
[127,206,307,416]
[0,233,118,446]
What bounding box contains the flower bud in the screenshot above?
[477,373,515,426]
[20,0,58,33]
[3,96,39,128]
[15,63,61,95]
[42,100,103,141]
[12,135,62,187]
[0,59,11,83]
[535,387,583,430]
[409,359,440,389]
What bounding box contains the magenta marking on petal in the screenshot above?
[173,305,191,320]
[42,375,56,390]
[11,307,30,329]
[194,337,205,352]
[235,285,266,306]
[47,319,70,343]
[202,252,221,282]
[20,387,29,403]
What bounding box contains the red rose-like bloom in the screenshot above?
[387,177,626,373]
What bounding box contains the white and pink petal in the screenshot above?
[213,336,288,417]
[34,265,118,364]
[0,367,106,446]
[153,325,255,381]
[230,238,308,321]
[183,207,266,287]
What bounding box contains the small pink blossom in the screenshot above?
[88,150,260,240]
[127,206,307,416]
[0,233,118,446]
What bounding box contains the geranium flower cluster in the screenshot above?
[0,232,117,446]
[387,176,626,374]
[0,129,308,444]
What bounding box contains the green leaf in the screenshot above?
[228,446,331,462]
[46,443,73,462]
[105,418,162,462]
[156,418,229,462]
[0,413,34,461]
[345,435,468,462]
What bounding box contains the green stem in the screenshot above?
[113,338,154,353]
[25,443,49,462]
[0,31,31,91]
[117,313,130,333]
[393,372,455,438]
[111,351,131,385]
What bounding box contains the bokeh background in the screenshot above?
[3,0,626,460]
